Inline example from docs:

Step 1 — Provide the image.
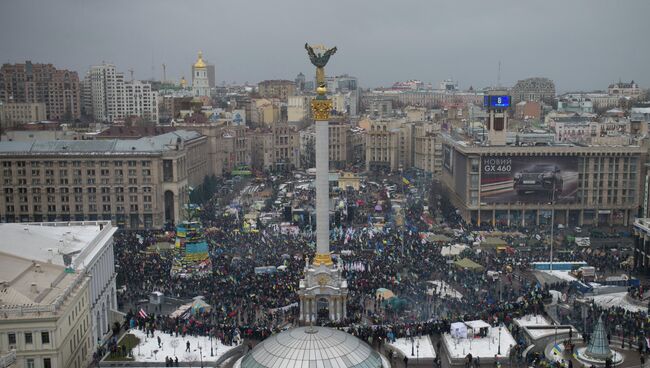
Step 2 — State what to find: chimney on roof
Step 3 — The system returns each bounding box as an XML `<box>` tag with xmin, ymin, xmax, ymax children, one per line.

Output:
<box><xmin>35</xmin><ymin>264</ymin><xmax>42</xmax><ymax>273</ymax></box>
<box><xmin>30</xmin><ymin>283</ymin><xmax>38</xmax><ymax>294</ymax></box>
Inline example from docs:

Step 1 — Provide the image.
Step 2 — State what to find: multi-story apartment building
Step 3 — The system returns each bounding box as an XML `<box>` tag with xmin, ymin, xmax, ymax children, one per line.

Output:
<box><xmin>0</xmin><ymin>102</ymin><xmax>46</xmax><ymax>129</ymax></box>
<box><xmin>329</xmin><ymin>122</ymin><xmax>350</xmax><ymax>169</ymax></box>
<box><xmin>257</xmin><ymin>80</ymin><xmax>296</xmax><ymax>101</ymax></box>
<box><xmin>510</xmin><ymin>77</ymin><xmax>556</xmax><ymax>104</ymax></box>
<box><xmin>250</xmin><ymin>123</ymin><xmax>300</xmax><ymax>172</ymax></box>
<box><xmin>365</xmin><ymin>119</ymin><xmax>401</xmax><ymax>172</ymax></box>
<box><xmin>0</xmin><ymin>61</ymin><xmax>81</xmax><ymax>121</ymax></box>
<box><xmin>413</xmin><ymin>122</ymin><xmax>442</xmax><ymax>177</ymax></box>
<box><xmin>0</xmin><ymin>130</ymin><xmax>208</xmax><ymax>228</ymax></box>
<box><xmin>83</xmin><ymin>64</ymin><xmax>158</xmax><ymax>123</ymax></box>
<box><xmin>288</xmin><ymin>95</ymin><xmax>312</xmax><ymax>123</ymax></box>
<box><xmin>0</xmin><ymin>237</ymin><xmax>92</xmax><ymax>368</ymax></box>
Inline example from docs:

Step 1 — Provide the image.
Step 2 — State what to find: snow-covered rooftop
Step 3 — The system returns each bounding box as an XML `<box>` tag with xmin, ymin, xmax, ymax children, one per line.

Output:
<box><xmin>387</xmin><ymin>335</ymin><xmax>436</xmax><ymax>359</ymax></box>
<box><xmin>0</xmin><ymin>221</ymin><xmax>114</xmax><ymax>268</ymax></box>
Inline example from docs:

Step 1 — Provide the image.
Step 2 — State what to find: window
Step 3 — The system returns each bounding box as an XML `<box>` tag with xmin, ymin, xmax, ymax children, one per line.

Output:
<box><xmin>25</xmin><ymin>332</ymin><xmax>33</xmax><ymax>344</ymax></box>
<box><xmin>41</xmin><ymin>331</ymin><xmax>50</xmax><ymax>344</ymax></box>
<box><xmin>44</xmin><ymin>358</ymin><xmax>52</xmax><ymax>368</ymax></box>
<box><xmin>8</xmin><ymin>332</ymin><xmax>16</xmax><ymax>345</ymax></box>
<box><xmin>26</xmin><ymin>359</ymin><xmax>34</xmax><ymax>368</ymax></box>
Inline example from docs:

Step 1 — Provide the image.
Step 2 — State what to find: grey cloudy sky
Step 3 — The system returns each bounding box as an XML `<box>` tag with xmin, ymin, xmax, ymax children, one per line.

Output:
<box><xmin>1</xmin><ymin>0</ymin><xmax>648</xmax><ymax>92</ymax></box>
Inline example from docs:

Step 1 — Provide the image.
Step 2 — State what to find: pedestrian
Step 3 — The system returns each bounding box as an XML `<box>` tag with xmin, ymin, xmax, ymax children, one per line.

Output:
<box><xmin>403</xmin><ymin>356</ymin><xmax>408</xmax><ymax>368</ymax></box>
<box><xmin>157</xmin><ymin>335</ymin><xmax>161</xmax><ymax>348</ymax></box>
<box><xmin>186</xmin><ymin>340</ymin><xmax>190</xmax><ymax>352</ymax></box>
<box><xmin>641</xmin><ymin>354</ymin><xmax>646</xmax><ymax>368</ymax></box>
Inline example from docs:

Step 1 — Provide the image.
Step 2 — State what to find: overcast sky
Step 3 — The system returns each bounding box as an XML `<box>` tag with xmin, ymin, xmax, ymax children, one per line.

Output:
<box><xmin>1</xmin><ymin>0</ymin><xmax>648</xmax><ymax>92</ymax></box>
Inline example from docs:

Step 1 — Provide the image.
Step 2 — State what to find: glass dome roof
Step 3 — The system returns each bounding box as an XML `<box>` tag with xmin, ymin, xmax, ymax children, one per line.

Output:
<box><xmin>240</xmin><ymin>326</ymin><xmax>384</xmax><ymax>368</ymax></box>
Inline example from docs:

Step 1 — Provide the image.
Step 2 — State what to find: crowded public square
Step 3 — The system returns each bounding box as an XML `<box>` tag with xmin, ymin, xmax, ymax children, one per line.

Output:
<box><xmin>100</xmin><ymin>169</ymin><xmax>648</xmax><ymax>368</ymax></box>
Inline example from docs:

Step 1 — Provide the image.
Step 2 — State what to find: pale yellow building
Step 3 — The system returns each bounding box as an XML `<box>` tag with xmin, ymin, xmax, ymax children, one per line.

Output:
<box><xmin>288</xmin><ymin>95</ymin><xmax>311</xmax><ymax>123</ymax></box>
<box><xmin>413</xmin><ymin>122</ymin><xmax>442</xmax><ymax>176</ymax></box>
<box><xmin>249</xmin><ymin>99</ymin><xmax>280</xmax><ymax>126</ymax></box>
<box><xmin>0</xmin><ymin>254</ymin><xmax>92</xmax><ymax>368</ymax></box>
<box><xmin>250</xmin><ymin>123</ymin><xmax>300</xmax><ymax>171</ymax></box>
<box><xmin>0</xmin><ymin>102</ymin><xmax>47</xmax><ymax>129</ymax></box>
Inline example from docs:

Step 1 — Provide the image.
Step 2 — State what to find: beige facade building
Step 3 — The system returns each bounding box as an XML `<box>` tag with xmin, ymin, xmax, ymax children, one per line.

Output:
<box><xmin>0</xmin><ymin>102</ymin><xmax>46</xmax><ymax>129</ymax></box>
<box><xmin>250</xmin><ymin>123</ymin><xmax>300</xmax><ymax>171</ymax></box>
<box><xmin>174</xmin><ymin>120</ymin><xmax>251</xmax><ymax>176</ymax></box>
<box><xmin>249</xmin><ymin>99</ymin><xmax>280</xmax><ymax>126</ymax></box>
<box><xmin>365</xmin><ymin>119</ymin><xmax>401</xmax><ymax>172</ymax></box>
<box><xmin>0</xmin><ymin>62</ymin><xmax>81</xmax><ymax>121</ymax></box>
<box><xmin>413</xmin><ymin>122</ymin><xmax>442</xmax><ymax>176</ymax></box>
<box><xmin>0</xmin><ymin>130</ymin><xmax>208</xmax><ymax>229</ymax></box>
<box><xmin>288</xmin><ymin>95</ymin><xmax>311</xmax><ymax>123</ymax></box>
<box><xmin>364</xmin><ymin>118</ymin><xmax>419</xmax><ymax>172</ymax></box>
<box><xmin>257</xmin><ymin>80</ymin><xmax>296</xmax><ymax>101</ymax></box>
<box><xmin>329</xmin><ymin>122</ymin><xmax>349</xmax><ymax>169</ymax></box>
<box><xmin>0</xmin><ymin>248</ymin><xmax>92</xmax><ymax>368</ymax></box>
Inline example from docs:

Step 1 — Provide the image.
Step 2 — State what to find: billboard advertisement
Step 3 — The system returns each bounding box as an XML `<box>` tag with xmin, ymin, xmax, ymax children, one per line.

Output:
<box><xmin>480</xmin><ymin>156</ymin><xmax>578</xmax><ymax>204</ymax></box>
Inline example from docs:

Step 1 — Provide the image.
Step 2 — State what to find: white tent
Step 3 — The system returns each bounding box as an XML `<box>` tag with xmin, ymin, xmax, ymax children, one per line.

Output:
<box><xmin>441</xmin><ymin>244</ymin><xmax>468</xmax><ymax>257</ymax></box>
<box><xmin>450</xmin><ymin>322</ymin><xmax>468</xmax><ymax>339</ymax></box>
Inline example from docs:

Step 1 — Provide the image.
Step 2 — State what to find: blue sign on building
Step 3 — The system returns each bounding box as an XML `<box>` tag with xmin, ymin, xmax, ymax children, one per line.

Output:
<box><xmin>484</xmin><ymin>95</ymin><xmax>510</xmax><ymax>108</ymax></box>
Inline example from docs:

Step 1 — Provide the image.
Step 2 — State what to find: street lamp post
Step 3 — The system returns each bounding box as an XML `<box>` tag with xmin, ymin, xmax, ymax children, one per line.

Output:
<box><xmin>210</xmin><ymin>330</ymin><xmax>214</xmax><ymax>357</ymax></box>
<box><xmin>199</xmin><ymin>346</ymin><xmax>203</xmax><ymax>368</ymax></box>
<box><xmin>497</xmin><ymin>326</ymin><xmax>502</xmax><ymax>355</ymax></box>
<box><xmin>411</xmin><ymin>336</ymin><xmax>414</xmax><ymax>356</ymax></box>
<box><xmin>550</xmin><ymin>181</ymin><xmax>556</xmax><ymax>271</ymax></box>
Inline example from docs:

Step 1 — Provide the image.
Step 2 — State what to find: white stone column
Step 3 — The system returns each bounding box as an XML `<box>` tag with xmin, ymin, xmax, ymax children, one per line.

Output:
<box><xmin>315</xmin><ymin>120</ymin><xmax>329</xmax><ymax>255</ymax></box>
<box><xmin>300</xmin><ymin>297</ymin><xmax>305</xmax><ymax>322</ymax></box>
<box><xmin>343</xmin><ymin>297</ymin><xmax>347</xmax><ymax>319</ymax></box>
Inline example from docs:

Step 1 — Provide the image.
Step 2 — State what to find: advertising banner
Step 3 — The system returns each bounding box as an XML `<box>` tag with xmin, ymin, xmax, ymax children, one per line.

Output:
<box><xmin>480</xmin><ymin>156</ymin><xmax>578</xmax><ymax>204</ymax></box>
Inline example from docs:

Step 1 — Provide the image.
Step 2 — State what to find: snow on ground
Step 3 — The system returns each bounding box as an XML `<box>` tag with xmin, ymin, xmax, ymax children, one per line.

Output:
<box><xmin>443</xmin><ymin>325</ymin><xmax>516</xmax><ymax>359</ymax></box>
<box><xmin>539</xmin><ymin>270</ymin><xmax>577</xmax><ymax>282</ymax></box>
<box><xmin>128</xmin><ymin>329</ymin><xmax>240</xmax><ymax>362</ymax></box>
<box><xmin>514</xmin><ymin>314</ymin><xmax>551</xmax><ymax>327</ymax></box>
<box><xmin>527</xmin><ymin>327</ymin><xmax>577</xmax><ymax>340</ymax></box>
<box><xmin>427</xmin><ymin>280</ymin><xmax>463</xmax><ymax>300</ymax></box>
<box><xmin>388</xmin><ymin>335</ymin><xmax>436</xmax><ymax>358</ymax></box>
<box><xmin>589</xmin><ymin>292</ymin><xmax>645</xmax><ymax>313</ymax></box>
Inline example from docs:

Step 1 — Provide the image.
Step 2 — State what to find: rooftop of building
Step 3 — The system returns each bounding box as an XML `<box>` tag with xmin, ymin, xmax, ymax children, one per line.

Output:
<box><xmin>95</xmin><ymin>125</ymin><xmax>177</xmax><ymax>139</ymax></box>
<box><xmin>0</xmin><ymin>222</ymin><xmax>111</xmax><ymax>316</ymax></box>
<box><xmin>0</xmin><ymin>130</ymin><xmax>202</xmax><ymax>155</ymax></box>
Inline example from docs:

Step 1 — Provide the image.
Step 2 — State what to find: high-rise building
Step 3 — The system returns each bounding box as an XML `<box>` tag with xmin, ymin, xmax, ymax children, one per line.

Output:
<box><xmin>82</xmin><ymin>64</ymin><xmax>158</xmax><ymax>123</ymax></box>
<box><xmin>191</xmin><ymin>51</ymin><xmax>210</xmax><ymax>97</ymax></box>
<box><xmin>0</xmin><ymin>61</ymin><xmax>81</xmax><ymax>121</ymax></box>
<box><xmin>295</xmin><ymin>72</ymin><xmax>306</xmax><ymax>92</ymax></box>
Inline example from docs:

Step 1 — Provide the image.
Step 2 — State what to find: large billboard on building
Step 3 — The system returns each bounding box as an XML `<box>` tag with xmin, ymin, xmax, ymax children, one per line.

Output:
<box><xmin>480</xmin><ymin>156</ymin><xmax>578</xmax><ymax>204</ymax></box>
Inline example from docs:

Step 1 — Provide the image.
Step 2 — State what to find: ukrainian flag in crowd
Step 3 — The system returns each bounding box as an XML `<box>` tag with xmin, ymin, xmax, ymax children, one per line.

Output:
<box><xmin>402</xmin><ymin>177</ymin><xmax>410</xmax><ymax>185</ymax></box>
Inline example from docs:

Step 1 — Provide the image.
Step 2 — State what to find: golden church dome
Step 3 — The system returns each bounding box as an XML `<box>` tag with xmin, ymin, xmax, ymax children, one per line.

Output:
<box><xmin>194</xmin><ymin>51</ymin><xmax>206</xmax><ymax>69</ymax></box>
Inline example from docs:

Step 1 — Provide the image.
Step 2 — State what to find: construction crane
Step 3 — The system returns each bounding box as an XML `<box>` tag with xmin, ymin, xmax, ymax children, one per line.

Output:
<box><xmin>162</xmin><ymin>64</ymin><xmax>167</xmax><ymax>83</ymax></box>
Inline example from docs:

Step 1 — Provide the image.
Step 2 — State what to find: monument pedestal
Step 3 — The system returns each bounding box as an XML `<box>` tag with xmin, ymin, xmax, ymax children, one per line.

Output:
<box><xmin>298</xmin><ymin>259</ymin><xmax>348</xmax><ymax>323</ymax></box>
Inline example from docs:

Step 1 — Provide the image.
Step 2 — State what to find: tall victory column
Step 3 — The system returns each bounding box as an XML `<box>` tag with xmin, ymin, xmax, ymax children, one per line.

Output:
<box><xmin>298</xmin><ymin>44</ymin><xmax>348</xmax><ymax>323</ymax></box>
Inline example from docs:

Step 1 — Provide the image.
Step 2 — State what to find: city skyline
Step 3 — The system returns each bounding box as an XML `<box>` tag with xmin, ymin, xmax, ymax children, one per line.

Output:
<box><xmin>1</xmin><ymin>0</ymin><xmax>649</xmax><ymax>92</ymax></box>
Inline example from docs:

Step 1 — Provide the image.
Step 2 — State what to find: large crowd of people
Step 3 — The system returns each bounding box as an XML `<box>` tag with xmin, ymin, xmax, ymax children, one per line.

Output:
<box><xmin>105</xmin><ymin>173</ymin><xmax>647</xmax><ymax>367</ymax></box>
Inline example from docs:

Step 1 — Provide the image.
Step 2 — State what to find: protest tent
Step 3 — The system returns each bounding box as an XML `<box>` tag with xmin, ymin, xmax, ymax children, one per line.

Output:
<box><xmin>454</xmin><ymin>258</ymin><xmax>485</xmax><ymax>272</ymax></box>
<box><xmin>191</xmin><ymin>297</ymin><xmax>211</xmax><ymax>315</ymax></box>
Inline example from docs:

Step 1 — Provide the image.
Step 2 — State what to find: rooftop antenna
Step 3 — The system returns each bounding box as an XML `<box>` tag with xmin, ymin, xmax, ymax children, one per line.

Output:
<box><xmin>497</xmin><ymin>60</ymin><xmax>502</xmax><ymax>89</ymax></box>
